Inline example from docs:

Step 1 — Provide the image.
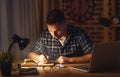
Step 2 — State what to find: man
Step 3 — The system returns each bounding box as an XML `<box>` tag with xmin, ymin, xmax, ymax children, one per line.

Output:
<box><xmin>29</xmin><ymin>9</ymin><xmax>93</xmax><ymax>64</ymax></box>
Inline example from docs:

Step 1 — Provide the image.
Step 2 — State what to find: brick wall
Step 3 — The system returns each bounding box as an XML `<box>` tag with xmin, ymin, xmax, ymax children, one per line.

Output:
<box><xmin>116</xmin><ymin>0</ymin><xmax>120</xmax><ymax>17</ymax></box>
<box><xmin>62</xmin><ymin>0</ymin><xmax>118</xmax><ymax>43</ymax></box>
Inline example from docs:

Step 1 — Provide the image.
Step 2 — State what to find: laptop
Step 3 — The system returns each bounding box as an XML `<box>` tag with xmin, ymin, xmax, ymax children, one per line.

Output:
<box><xmin>70</xmin><ymin>41</ymin><xmax>120</xmax><ymax>72</ymax></box>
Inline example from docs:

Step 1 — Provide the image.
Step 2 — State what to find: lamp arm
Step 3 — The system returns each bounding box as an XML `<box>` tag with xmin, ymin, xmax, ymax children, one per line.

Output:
<box><xmin>8</xmin><ymin>42</ymin><xmax>16</xmax><ymax>51</ymax></box>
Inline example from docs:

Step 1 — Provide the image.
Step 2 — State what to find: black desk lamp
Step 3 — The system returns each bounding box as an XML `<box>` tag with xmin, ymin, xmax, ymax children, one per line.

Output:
<box><xmin>8</xmin><ymin>34</ymin><xmax>30</xmax><ymax>51</ymax></box>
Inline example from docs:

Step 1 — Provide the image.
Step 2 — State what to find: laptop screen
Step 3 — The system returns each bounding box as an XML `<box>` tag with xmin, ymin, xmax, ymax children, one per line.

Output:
<box><xmin>70</xmin><ymin>41</ymin><xmax>120</xmax><ymax>72</ymax></box>
<box><xmin>89</xmin><ymin>41</ymin><xmax>120</xmax><ymax>72</ymax></box>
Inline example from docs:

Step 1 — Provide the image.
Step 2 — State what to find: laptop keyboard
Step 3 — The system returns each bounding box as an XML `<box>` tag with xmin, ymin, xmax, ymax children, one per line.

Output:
<box><xmin>70</xmin><ymin>65</ymin><xmax>89</xmax><ymax>72</ymax></box>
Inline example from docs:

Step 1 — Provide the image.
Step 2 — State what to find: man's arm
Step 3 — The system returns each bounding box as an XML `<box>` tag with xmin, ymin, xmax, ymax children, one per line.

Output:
<box><xmin>28</xmin><ymin>52</ymin><xmax>49</xmax><ymax>64</ymax></box>
<box><xmin>57</xmin><ymin>53</ymin><xmax>92</xmax><ymax>64</ymax></box>
<box><xmin>28</xmin><ymin>52</ymin><xmax>40</xmax><ymax>61</ymax></box>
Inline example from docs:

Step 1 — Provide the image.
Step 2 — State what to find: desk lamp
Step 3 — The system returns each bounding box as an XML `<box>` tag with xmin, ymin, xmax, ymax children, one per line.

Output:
<box><xmin>8</xmin><ymin>34</ymin><xmax>30</xmax><ymax>51</ymax></box>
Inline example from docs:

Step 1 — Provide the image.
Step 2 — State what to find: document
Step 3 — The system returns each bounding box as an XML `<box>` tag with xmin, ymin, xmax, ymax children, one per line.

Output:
<box><xmin>21</xmin><ymin>59</ymin><xmax>55</xmax><ymax>67</ymax></box>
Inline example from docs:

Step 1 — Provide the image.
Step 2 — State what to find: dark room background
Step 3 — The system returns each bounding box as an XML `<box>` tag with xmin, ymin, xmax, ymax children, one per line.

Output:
<box><xmin>0</xmin><ymin>0</ymin><xmax>120</xmax><ymax>60</ymax></box>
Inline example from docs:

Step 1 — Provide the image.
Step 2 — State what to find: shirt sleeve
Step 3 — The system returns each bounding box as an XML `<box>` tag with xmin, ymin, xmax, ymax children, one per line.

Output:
<box><xmin>30</xmin><ymin>37</ymin><xmax>44</xmax><ymax>55</ymax></box>
<box><xmin>79</xmin><ymin>32</ymin><xmax>93</xmax><ymax>54</ymax></box>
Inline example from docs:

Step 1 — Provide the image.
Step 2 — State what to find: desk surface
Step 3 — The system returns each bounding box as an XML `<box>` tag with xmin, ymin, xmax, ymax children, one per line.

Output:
<box><xmin>0</xmin><ymin>63</ymin><xmax>120</xmax><ymax>77</ymax></box>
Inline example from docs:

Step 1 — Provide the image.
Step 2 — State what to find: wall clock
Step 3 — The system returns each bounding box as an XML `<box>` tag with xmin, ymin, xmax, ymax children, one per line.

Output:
<box><xmin>111</xmin><ymin>17</ymin><xmax>120</xmax><ymax>25</ymax></box>
<box><xmin>63</xmin><ymin>0</ymin><xmax>95</xmax><ymax>23</ymax></box>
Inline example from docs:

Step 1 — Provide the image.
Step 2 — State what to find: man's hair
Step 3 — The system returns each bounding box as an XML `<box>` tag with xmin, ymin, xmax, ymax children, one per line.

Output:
<box><xmin>47</xmin><ymin>9</ymin><xmax>65</xmax><ymax>25</ymax></box>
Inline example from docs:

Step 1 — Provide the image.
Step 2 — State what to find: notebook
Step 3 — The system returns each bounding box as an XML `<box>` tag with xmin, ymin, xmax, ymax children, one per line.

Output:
<box><xmin>19</xmin><ymin>59</ymin><xmax>54</xmax><ymax>75</ymax></box>
<box><xmin>70</xmin><ymin>41</ymin><xmax>120</xmax><ymax>72</ymax></box>
<box><xmin>21</xmin><ymin>59</ymin><xmax>55</xmax><ymax>67</ymax></box>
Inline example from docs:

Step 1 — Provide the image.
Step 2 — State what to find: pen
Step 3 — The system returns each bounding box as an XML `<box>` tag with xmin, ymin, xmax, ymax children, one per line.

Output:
<box><xmin>41</xmin><ymin>51</ymin><xmax>48</xmax><ymax>60</ymax></box>
<box><xmin>35</xmin><ymin>42</ymin><xmax>51</xmax><ymax>63</ymax></box>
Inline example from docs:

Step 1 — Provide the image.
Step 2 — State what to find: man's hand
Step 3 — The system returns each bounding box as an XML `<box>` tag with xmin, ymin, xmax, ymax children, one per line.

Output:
<box><xmin>57</xmin><ymin>56</ymin><xmax>69</xmax><ymax>64</ymax></box>
<box><xmin>38</xmin><ymin>55</ymin><xmax>49</xmax><ymax>64</ymax></box>
<box><xmin>57</xmin><ymin>54</ymin><xmax>92</xmax><ymax>64</ymax></box>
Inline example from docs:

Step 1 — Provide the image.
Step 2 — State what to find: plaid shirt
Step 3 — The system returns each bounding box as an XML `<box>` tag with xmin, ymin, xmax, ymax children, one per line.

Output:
<box><xmin>31</xmin><ymin>25</ymin><xmax>93</xmax><ymax>61</ymax></box>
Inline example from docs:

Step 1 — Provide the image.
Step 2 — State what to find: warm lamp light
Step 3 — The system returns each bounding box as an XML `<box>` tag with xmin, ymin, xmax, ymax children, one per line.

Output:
<box><xmin>8</xmin><ymin>34</ymin><xmax>30</xmax><ymax>51</ymax></box>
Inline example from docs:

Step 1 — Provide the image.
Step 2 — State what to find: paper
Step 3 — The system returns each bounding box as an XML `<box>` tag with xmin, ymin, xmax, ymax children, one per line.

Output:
<box><xmin>21</xmin><ymin>59</ymin><xmax>55</xmax><ymax>67</ymax></box>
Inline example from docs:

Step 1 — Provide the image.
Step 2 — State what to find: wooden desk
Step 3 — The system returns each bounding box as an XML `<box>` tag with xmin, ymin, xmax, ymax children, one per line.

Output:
<box><xmin>1</xmin><ymin>63</ymin><xmax>120</xmax><ymax>77</ymax></box>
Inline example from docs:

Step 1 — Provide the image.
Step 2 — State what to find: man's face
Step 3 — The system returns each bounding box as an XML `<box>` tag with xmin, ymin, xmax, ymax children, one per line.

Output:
<box><xmin>47</xmin><ymin>22</ymin><xmax>66</xmax><ymax>39</ymax></box>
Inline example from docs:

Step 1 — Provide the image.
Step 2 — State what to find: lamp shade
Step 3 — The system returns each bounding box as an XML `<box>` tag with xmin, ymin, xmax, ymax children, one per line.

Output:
<box><xmin>8</xmin><ymin>34</ymin><xmax>30</xmax><ymax>51</ymax></box>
